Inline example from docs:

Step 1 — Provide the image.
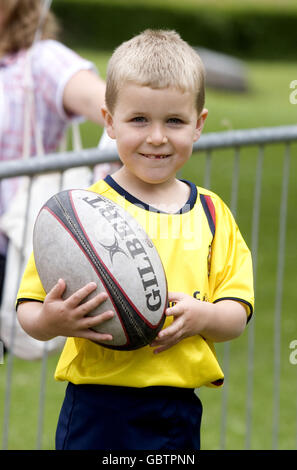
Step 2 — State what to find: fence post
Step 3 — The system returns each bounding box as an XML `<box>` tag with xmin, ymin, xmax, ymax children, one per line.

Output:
<box><xmin>272</xmin><ymin>143</ymin><xmax>291</xmax><ymax>450</ymax></box>
<box><xmin>220</xmin><ymin>146</ymin><xmax>240</xmax><ymax>450</ymax></box>
<box><xmin>245</xmin><ymin>144</ymin><xmax>264</xmax><ymax>449</ymax></box>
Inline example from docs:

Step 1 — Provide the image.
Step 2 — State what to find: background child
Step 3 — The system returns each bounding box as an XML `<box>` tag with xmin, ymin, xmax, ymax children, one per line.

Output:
<box><xmin>0</xmin><ymin>0</ymin><xmax>118</xmax><ymax>357</ymax></box>
<box><xmin>0</xmin><ymin>0</ymin><xmax>105</xmax><ymax>262</ymax></box>
<box><xmin>16</xmin><ymin>29</ymin><xmax>254</xmax><ymax>450</ymax></box>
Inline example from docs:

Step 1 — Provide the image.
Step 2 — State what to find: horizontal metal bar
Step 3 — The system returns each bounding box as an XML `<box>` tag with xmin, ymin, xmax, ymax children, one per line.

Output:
<box><xmin>194</xmin><ymin>124</ymin><xmax>297</xmax><ymax>150</ymax></box>
<box><xmin>0</xmin><ymin>147</ymin><xmax>118</xmax><ymax>179</ymax></box>
<box><xmin>0</xmin><ymin>125</ymin><xmax>296</xmax><ymax>179</ymax></box>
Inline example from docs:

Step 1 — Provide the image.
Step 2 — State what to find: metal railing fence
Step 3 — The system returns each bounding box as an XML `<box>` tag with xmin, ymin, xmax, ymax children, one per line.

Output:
<box><xmin>0</xmin><ymin>124</ymin><xmax>296</xmax><ymax>450</ymax></box>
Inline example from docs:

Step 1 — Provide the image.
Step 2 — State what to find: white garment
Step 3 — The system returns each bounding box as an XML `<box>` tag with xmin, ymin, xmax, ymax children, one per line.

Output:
<box><xmin>0</xmin><ymin>40</ymin><xmax>95</xmax><ymax>254</ymax></box>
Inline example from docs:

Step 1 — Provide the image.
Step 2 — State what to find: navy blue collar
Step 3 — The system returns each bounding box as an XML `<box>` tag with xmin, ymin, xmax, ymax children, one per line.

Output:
<box><xmin>104</xmin><ymin>175</ymin><xmax>197</xmax><ymax>214</ymax></box>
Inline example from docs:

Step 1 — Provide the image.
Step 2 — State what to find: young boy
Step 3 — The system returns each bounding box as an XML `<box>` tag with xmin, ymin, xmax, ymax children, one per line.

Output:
<box><xmin>17</xmin><ymin>30</ymin><xmax>254</xmax><ymax>450</ymax></box>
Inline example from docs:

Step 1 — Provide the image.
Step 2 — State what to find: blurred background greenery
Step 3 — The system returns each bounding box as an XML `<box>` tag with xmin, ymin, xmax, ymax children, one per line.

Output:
<box><xmin>53</xmin><ymin>0</ymin><xmax>297</xmax><ymax>60</ymax></box>
<box><xmin>1</xmin><ymin>0</ymin><xmax>296</xmax><ymax>451</ymax></box>
<box><xmin>49</xmin><ymin>0</ymin><xmax>297</xmax><ymax>145</ymax></box>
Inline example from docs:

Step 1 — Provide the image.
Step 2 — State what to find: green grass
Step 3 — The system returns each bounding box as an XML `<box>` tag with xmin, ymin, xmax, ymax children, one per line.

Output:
<box><xmin>0</xmin><ymin>353</ymin><xmax>65</xmax><ymax>449</ymax></box>
<box><xmin>1</xmin><ymin>52</ymin><xmax>296</xmax><ymax>450</ymax></box>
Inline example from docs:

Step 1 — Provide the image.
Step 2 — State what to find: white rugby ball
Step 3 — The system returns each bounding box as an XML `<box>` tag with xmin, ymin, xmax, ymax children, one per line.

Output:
<box><xmin>33</xmin><ymin>189</ymin><xmax>167</xmax><ymax>350</ymax></box>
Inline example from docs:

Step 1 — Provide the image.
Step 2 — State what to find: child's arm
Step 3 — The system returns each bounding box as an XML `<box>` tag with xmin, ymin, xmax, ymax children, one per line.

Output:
<box><xmin>151</xmin><ymin>291</ymin><xmax>247</xmax><ymax>354</ymax></box>
<box><xmin>17</xmin><ymin>278</ymin><xmax>114</xmax><ymax>343</ymax></box>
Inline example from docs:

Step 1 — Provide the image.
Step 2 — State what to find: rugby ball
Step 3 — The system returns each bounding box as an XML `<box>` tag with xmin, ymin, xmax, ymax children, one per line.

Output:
<box><xmin>33</xmin><ymin>189</ymin><xmax>167</xmax><ymax>350</ymax></box>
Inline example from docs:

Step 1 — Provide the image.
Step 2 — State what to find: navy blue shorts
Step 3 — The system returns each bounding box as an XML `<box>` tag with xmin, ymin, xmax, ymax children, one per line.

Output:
<box><xmin>55</xmin><ymin>382</ymin><xmax>202</xmax><ymax>450</ymax></box>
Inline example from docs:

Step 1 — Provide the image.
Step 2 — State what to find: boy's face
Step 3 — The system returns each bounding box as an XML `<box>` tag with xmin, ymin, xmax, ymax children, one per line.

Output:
<box><xmin>102</xmin><ymin>83</ymin><xmax>207</xmax><ymax>186</ymax></box>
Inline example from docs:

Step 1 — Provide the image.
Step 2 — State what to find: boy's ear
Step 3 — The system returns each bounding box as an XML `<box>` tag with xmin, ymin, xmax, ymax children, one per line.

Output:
<box><xmin>193</xmin><ymin>108</ymin><xmax>208</xmax><ymax>142</ymax></box>
<box><xmin>101</xmin><ymin>105</ymin><xmax>116</xmax><ymax>139</ymax></box>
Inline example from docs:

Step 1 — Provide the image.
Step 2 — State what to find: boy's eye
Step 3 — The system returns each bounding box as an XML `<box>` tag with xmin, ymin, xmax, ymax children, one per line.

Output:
<box><xmin>167</xmin><ymin>117</ymin><xmax>184</xmax><ymax>125</ymax></box>
<box><xmin>131</xmin><ymin>116</ymin><xmax>147</xmax><ymax>123</ymax></box>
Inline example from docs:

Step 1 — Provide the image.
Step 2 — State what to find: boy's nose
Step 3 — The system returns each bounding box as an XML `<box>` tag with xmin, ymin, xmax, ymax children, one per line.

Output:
<box><xmin>146</xmin><ymin>125</ymin><xmax>168</xmax><ymax>145</ymax></box>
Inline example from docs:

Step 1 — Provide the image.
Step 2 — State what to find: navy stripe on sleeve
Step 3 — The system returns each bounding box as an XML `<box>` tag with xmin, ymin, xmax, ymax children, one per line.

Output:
<box><xmin>200</xmin><ymin>194</ymin><xmax>216</xmax><ymax>237</ymax></box>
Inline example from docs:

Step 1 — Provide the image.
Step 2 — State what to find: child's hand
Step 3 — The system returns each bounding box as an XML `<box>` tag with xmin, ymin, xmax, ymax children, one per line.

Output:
<box><xmin>150</xmin><ymin>291</ymin><xmax>207</xmax><ymax>354</ymax></box>
<box><xmin>26</xmin><ymin>279</ymin><xmax>114</xmax><ymax>343</ymax></box>
<box><xmin>150</xmin><ymin>292</ymin><xmax>247</xmax><ymax>354</ymax></box>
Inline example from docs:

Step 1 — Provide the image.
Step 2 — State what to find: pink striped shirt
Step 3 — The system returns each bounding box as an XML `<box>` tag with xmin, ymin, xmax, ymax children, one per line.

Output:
<box><xmin>0</xmin><ymin>40</ymin><xmax>95</xmax><ymax>254</ymax></box>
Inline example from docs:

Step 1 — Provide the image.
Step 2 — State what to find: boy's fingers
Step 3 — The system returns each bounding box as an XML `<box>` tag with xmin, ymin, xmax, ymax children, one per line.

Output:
<box><xmin>66</xmin><ymin>282</ymin><xmax>99</xmax><ymax>308</ymax></box>
<box><xmin>83</xmin><ymin>329</ymin><xmax>113</xmax><ymax>343</ymax></box>
<box><xmin>166</xmin><ymin>302</ymin><xmax>183</xmax><ymax>317</ymax></box>
<box><xmin>155</xmin><ymin>318</ymin><xmax>182</xmax><ymax>343</ymax></box>
<box><xmin>151</xmin><ymin>336</ymin><xmax>178</xmax><ymax>354</ymax></box>
<box><xmin>76</xmin><ymin>291</ymin><xmax>109</xmax><ymax>316</ymax></box>
<box><xmin>46</xmin><ymin>278</ymin><xmax>66</xmax><ymax>301</ymax></box>
<box><xmin>83</xmin><ymin>310</ymin><xmax>114</xmax><ymax>329</ymax></box>
<box><xmin>167</xmin><ymin>291</ymin><xmax>185</xmax><ymax>303</ymax></box>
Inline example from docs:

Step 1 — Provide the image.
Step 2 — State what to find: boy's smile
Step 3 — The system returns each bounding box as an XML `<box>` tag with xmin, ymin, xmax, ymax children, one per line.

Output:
<box><xmin>102</xmin><ymin>83</ymin><xmax>207</xmax><ymax>188</ymax></box>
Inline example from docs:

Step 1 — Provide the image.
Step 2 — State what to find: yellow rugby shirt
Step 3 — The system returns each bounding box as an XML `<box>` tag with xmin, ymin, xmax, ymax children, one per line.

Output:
<box><xmin>17</xmin><ymin>177</ymin><xmax>254</xmax><ymax>389</ymax></box>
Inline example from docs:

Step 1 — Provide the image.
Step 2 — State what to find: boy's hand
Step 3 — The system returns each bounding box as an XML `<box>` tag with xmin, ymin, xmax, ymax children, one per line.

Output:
<box><xmin>150</xmin><ymin>292</ymin><xmax>247</xmax><ymax>354</ymax></box>
<box><xmin>38</xmin><ymin>279</ymin><xmax>114</xmax><ymax>342</ymax></box>
<box><xmin>150</xmin><ymin>292</ymin><xmax>206</xmax><ymax>354</ymax></box>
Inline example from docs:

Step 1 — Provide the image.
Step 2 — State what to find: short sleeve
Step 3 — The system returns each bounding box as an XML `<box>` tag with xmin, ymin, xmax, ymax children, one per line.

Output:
<box><xmin>16</xmin><ymin>252</ymin><xmax>46</xmax><ymax>307</ymax></box>
<box><xmin>32</xmin><ymin>39</ymin><xmax>97</xmax><ymax>120</ymax></box>
<box><xmin>208</xmin><ymin>197</ymin><xmax>254</xmax><ymax>320</ymax></box>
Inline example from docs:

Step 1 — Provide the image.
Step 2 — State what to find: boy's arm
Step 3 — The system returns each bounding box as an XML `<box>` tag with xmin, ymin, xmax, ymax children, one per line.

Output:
<box><xmin>17</xmin><ymin>278</ymin><xmax>114</xmax><ymax>343</ymax></box>
<box><xmin>150</xmin><ymin>292</ymin><xmax>247</xmax><ymax>354</ymax></box>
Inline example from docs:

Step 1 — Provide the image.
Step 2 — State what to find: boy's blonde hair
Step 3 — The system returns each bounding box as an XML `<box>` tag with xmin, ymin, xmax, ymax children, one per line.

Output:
<box><xmin>0</xmin><ymin>0</ymin><xmax>59</xmax><ymax>57</ymax></box>
<box><xmin>105</xmin><ymin>29</ymin><xmax>205</xmax><ymax>116</ymax></box>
